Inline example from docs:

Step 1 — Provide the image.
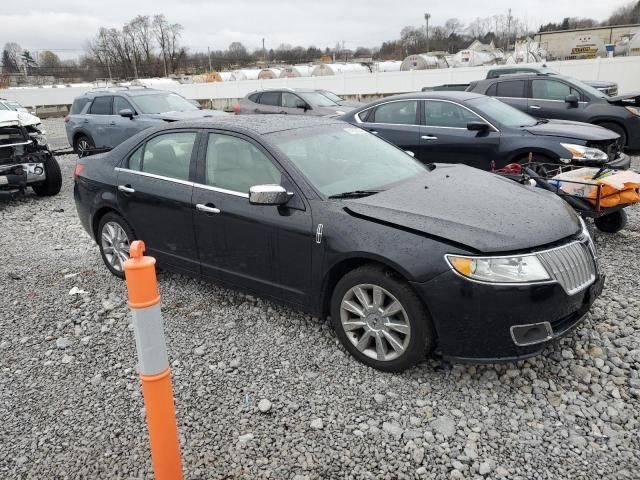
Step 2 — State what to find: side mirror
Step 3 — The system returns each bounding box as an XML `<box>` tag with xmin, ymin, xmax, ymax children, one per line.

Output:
<box><xmin>565</xmin><ymin>94</ymin><xmax>579</xmax><ymax>106</ymax></box>
<box><xmin>119</xmin><ymin>108</ymin><xmax>135</xmax><ymax>119</ymax></box>
<box><xmin>188</xmin><ymin>99</ymin><xmax>203</xmax><ymax>109</ymax></box>
<box><xmin>249</xmin><ymin>185</ymin><xmax>292</xmax><ymax>206</ymax></box>
<box><xmin>467</xmin><ymin>121</ymin><xmax>489</xmax><ymax>132</ymax></box>
<box><xmin>296</xmin><ymin>102</ymin><xmax>310</xmax><ymax>111</ymax></box>
<box><xmin>405</xmin><ymin>150</ymin><xmax>415</xmax><ymax>157</ymax></box>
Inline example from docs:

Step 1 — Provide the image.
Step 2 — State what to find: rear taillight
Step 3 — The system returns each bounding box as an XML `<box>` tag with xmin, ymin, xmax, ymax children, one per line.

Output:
<box><xmin>74</xmin><ymin>163</ymin><xmax>85</xmax><ymax>178</ymax></box>
<box><xmin>64</xmin><ymin>116</ymin><xmax>70</xmax><ymax>123</ymax></box>
<box><xmin>232</xmin><ymin>104</ymin><xmax>240</xmax><ymax>114</ymax></box>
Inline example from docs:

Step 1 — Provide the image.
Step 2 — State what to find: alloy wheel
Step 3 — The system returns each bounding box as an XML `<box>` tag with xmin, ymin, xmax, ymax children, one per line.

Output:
<box><xmin>77</xmin><ymin>138</ymin><xmax>90</xmax><ymax>158</ymax></box>
<box><xmin>340</xmin><ymin>284</ymin><xmax>411</xmax><ymax>362</ymax></box>
<box><xmin>100</xmin><ymin>221</ymin><xmax>130</xmax><ymax>272</ymax></box>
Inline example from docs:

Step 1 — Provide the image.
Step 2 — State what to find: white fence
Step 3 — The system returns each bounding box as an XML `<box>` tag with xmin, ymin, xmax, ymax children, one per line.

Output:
<box><xmin>3</xmin><ymin>55</ymin><xmax>640</xmax><ymax>109</ymax></box>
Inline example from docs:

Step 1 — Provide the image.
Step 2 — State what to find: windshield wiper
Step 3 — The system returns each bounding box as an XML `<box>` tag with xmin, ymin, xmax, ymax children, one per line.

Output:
<box><xmin>328</xmin><ymin>190</ymin><xmax>384</xmax><ymax>199</ymax></box>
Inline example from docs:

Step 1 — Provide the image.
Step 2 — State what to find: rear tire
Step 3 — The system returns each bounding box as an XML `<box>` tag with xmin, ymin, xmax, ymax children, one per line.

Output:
<box><xmin>517</xmin><ymin>153</ymin><xmax>553</xmax><ymax>176</ymax></box>
<box><xmin>97</xmin><ymin>212</ymin><xmax>135</xmax><ymax>278</ymax></box>
<box><xmin>330</xmin><ymin>265</ymin><xmax>434</xmax><ymax>372</ymax></box>
<box><xmin>74</xmin><ymin>134</ymin><xmax>95</xmax><ymax>158</ymax></box>
<box><xmin>32</xmin><ymin>154</ymin><xmax>62</xmax><ymax>196</ymax></box>
<box><xmin>597</xmin><ymin>122</ymin><xmax>627</xmax><ymax>148</ymax></box>
<box><xmin>594</xmin><ymin>210</ymin><xmax>628</xmax><ymax>233</ymax></box>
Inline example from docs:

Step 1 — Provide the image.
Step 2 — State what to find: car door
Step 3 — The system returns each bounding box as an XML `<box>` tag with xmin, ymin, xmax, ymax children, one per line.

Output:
<box><xmin>487</xmin><ymin>79</ymin><xmax>529</xmax><ymax>113</ymax></box>
<box><xmin>116</xmin><ymin>130</ymin><xmax>200</xmax><ymax>273</ymax></box>
<box><xmin>255</xmin><ymin>91</ymin><xmax>282</xmax><ymax>114</ymax></box>
<box><xmin>110</xmin><ymin>96</ymin><xmax>141</xmax><ymax>147</ymax></box>
<box><xmin>419</xmin><ymin>99</ymin><xmax>500</xmax><ymax>169</ymax></box>
<box><xmin>87</xmin><ymin>96</ymin><xmax>115</xmax><ymax>148</ymax></box>
<box><xmin>528</xmin><ymin>78</ymin><xmax>588</xmax><ymax>121</ymax></box>
<box><xmin>192</xmin><ymin>131</ymin><xmax>313</xmax><ymax>304</ymax></box>
<box><xmin>356</xmin><ymin>99</ymin><xmax>422</xmax><ymax>156</ymax></box>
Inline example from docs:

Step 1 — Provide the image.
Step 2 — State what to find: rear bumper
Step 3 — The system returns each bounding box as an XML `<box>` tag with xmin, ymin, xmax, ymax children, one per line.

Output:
<box><xmin>412</xmin><ymin>271</ymin><xmax>604</xmax><ymax>363</ymax></box>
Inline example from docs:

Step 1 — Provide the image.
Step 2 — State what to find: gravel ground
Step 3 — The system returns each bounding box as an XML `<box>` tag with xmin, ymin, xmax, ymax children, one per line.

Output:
<box><xmin>1</xmin><ymin>118</ymin><xmax>639</xmax><ymax>480</ymax></box>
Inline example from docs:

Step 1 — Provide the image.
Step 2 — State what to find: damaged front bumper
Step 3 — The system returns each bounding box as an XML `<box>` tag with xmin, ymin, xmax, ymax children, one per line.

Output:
<box><xmin>0</xmin><ymin>161</ymin><xmax>47</xmax><ymax>189</ymax></box>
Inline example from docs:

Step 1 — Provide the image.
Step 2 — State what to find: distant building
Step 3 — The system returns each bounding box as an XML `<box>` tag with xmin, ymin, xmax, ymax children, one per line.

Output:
<box><xmin>534</xmin><ymin>24</ymin><xmax>640</xmax><ymax>60</ymax></box>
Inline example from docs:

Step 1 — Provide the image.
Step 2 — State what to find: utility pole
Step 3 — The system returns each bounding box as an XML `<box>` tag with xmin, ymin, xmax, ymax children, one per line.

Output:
<box><xmin>424</xmin><ymin>13</ymin><xmax>431</xmax><ymax>53</ymax></box>
<box><xmin>262</xmin><ymin>38</ymin><xmax>266</xmax><ymax>63</ymax></box>
<box><xmin>506</xmin><ymin>8</ymin><xmax>512</xmax><ymax>51</ymax></box>
<box><xmin>208</xmin><ymin>46</ymin><xmax>212</xmax><ymax>72</ymax></box>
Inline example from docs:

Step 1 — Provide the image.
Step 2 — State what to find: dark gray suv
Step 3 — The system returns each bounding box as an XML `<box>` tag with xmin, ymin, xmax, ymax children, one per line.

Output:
<box><xmin>65</xmin><ymin>87</ymin><xmax>227</xmax><ymax>156</ymax></box>
<box><xmin>467</xmin><ymin>74</ymin><xmax>640</xmax><ymax>151</ymax></box>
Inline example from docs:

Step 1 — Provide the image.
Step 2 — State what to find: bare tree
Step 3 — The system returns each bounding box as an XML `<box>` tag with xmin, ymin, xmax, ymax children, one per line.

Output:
<box><xmin>153</xmin><ymin>14</ymin><xmax>170</xmax><ymax>76</ymax></box>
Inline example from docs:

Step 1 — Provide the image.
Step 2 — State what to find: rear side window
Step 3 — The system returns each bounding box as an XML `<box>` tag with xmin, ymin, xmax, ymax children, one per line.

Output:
<box><xmin>89</xmin><ymin>96</ymin><xmax>113</xmax><ymax>115</ymax></box>
<box><xmin>114</xmin><ymin>96</ymin><xmax>135</xmax><ymax>114</ymax></box>
<box><xmin>137</xmin><ymin>132</ymin><xmax>197</xmax><ymax>181</ymax></box>
<box><xmin>248</xmin><ymin>93</ymin><xmax>260</xmax><ymax>102</ymax></box>
<box><xmin>496</xmin><ymin>80</ymin><xmax>525</xmax><ymax>98</ymax></box>
<box><xmin>259</xmin><ymin>92</ymin><xmax>280</xmax><ymax>106</ymax></box>
<box><xmin>71</xmin><ymin>97</ymin><xmax>91</xmax><ymax>114</ymax></box>
<box><xmin>485</xmin><ymin>84</ymin><xmax>497</xmax><ymax>96</ymax></box>
<box><xmin>372</xmin><ymin>101</ymin><xmax>418</xmax><ymax>125</ymax></box>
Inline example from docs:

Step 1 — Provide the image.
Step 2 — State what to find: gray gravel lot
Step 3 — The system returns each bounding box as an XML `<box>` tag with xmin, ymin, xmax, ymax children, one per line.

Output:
<box><xmin>1</xmin><ymin>118</ymin><xmax>639</xmax><ymax>479</ymax></box>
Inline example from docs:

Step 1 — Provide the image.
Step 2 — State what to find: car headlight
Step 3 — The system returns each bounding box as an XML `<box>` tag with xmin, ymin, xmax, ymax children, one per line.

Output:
<box><xmin>626</xmin><ymin>106</ymin><xmax>640</xmax><ymax>117</ymax></box>
<box><xmin>446</xmin><ymin>254</ymin><xmax>551</xmax><ymax>283</ymax></box>
<box><xmin>561</xmin><ymin>143</ymin><xmax>608</xmax><ymax>162</ymax></box>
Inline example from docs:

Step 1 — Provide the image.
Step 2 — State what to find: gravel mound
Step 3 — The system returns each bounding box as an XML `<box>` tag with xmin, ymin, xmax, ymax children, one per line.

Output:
<box><xmin>0</xmin><ymin>119</ymin><xmax>639</xmax><ymax>479</ymax></box>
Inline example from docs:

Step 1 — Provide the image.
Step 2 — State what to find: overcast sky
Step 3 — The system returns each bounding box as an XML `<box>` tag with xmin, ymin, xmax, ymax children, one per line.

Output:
<box><xmin>0</xmin><ymin>0</ymin><xmax>632</xmax><ymax>58</ymax></box>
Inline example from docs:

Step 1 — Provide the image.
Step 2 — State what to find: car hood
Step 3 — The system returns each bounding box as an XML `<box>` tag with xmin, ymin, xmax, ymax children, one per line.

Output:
<box><xmin>0</xmin><ymin>110</ymin><xmax>41</xmax><ymax>128</ymax></box>
<box><xmin>145</xmin><ymin>109</ymin><xmax>229</xmax><ymax>121</ymax></box>
<box><xmin>338</xmin><ymin>100</ymin><xmax>365</xmax><ymax>108</ymax></box>
<box><xmin>584</xmin><ymin>80</ymin><xmax>616</xmax><ymax>88</ymax></box>
<box><xmin>344</xmin><ymin>164</ymin><xmax>580</xmax><ymax>253</ymax></box>
<box><xmin>317</xmin><ymin>105</ymin><xmax>354</xmax><ymax>116</ymax></box>
<box><xmin>524</xmin><ymin>119</ymin><xmax>619</xmax><ymax>141</ymax></box>
<box><xmin>606</xmin><ymin>91</ymin><xmax>640</xmax><ymax>105</ymax></box>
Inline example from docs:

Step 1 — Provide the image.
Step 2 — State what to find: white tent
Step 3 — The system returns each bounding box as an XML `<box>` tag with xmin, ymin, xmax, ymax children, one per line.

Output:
<box><xmin>400</xmin><ymin>54</ymin><xmax>448</xmax><ymax>70</ymax></box>
<box><xmin>373</xmin><ymin>61</ymin><xmax>402</xmax><ymax>72</ymax></box>
<box><xmin>279</xmin><ymin>65</ymin><xmax>314</xmax><ymax>78</ymax></box>
<box><xmin>229</xmin><ymin>69</ymin><xmax>261</xmax><ymax>81</ymax></box>
<box><xmin>258</xmin><ymin>68</ymin><xmax>282</xmax><ymax>79</ymax></box>
<box><xmin>311</xmin><ymin>63</ymin><xmax>371</xmax><ymax>76</ymax></box>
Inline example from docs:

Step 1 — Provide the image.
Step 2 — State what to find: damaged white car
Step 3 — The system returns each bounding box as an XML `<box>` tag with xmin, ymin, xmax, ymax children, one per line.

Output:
<box><xmin>0</xmin><ymin>111</ymin><xmax>61</xmax><ymax>196</ymax></box>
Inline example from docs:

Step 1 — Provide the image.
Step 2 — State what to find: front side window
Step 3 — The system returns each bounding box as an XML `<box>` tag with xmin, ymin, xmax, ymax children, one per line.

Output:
<box><xmin>372</xmin><ymin>101</ymin><xmax>418</xmax><ymax>125</ymax></box>
<box><xmin>496</xmin><ymin>80</ymin><xmax>525</xmax><ymax>98</ymax></box>
<box><xmin>114</xmin><ymin>96</ymin><xmax>135</xmax><ymax>114</ymax></box>
<box><xmin>89</xmin><ymin>96</ymin><xmax>113</xmax><ymax>115</ymax></box>
<box><xmin>267</xmin><ymin>125</ymin><xmax>426</xmax><ymax>197</ymax></box>
<box><xmin>205</xmin><ymin>133</ymin><xmax>281</xmax><ymax>193</ymax></box>
<box><xmin>133</xmin><ymin>93</ymin><xmax>199</xmax><ymax>114</ymax></box>
<box><xmin>259</xmin><ymin>92</ymin><xmax>280</xmax><ymax>106</ymax></box>
<box><xmin>282</xmin><ymin>92</ymin><xmax>305</xmax><ymax>108</ymax></box>
<box><xmin>128</xmin><ymin>145</ymin><xmax>143</xmax><ymax>170</ymax></box>
<box><xmin>531</xmin><ymin>80</ymin><xmax>579</xmax><ymax>101</ymax></box>
<box><xmin>424</xmin><ymin>101</ymin><xmax>480</xmax><ymax>128</ymax></box>
<box><xmin>136</xmin><ymin>132</ymin><xmax>197</xmax><ymax>180</ymax></box>
<box><xmin>467</xmin><ymin>96</ymin><xmax>536</xmax><ymax>128</ymax></box>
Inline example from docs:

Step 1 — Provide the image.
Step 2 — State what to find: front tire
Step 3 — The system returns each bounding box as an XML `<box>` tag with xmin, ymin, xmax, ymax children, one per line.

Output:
<box><xmin>97</xmin><ymin>212</ymin><xmax>134</xmax><ymax>278</ymax></box>
<box><xmin>330</xmin><ymin>265</ymin><xmax>434</xmax><ymax>372</ymax></box>
<box><xmin>32</xmin><ymin>154</ymin><xmax>62</xmax><ymax>196</ymax></box>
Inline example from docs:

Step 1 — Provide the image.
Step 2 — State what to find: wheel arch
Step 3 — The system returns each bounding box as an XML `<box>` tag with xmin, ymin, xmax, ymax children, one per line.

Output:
<box><xmin>506</xmin><ymin>147</ymin><xmax>557</xmax><ymax>164</ymax></box>
<box><xmin>91</xmin><ymin>206</ymin><xmax>122</xmax><ymax>240</ymax></box>
<box><xmin>591</xmin><ymin>119</ymin><xmax>628</xmax><ymax>140</ymax></box>
<box><xmin>73</xmin><ymin>130</ymin><xmax>95</xmax><ymax>150</ymax></box>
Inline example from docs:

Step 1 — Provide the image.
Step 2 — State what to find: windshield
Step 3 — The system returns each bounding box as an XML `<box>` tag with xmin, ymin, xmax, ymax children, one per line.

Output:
<box><xmin>299</xmin><ymin>92</ymin><xmax>340</xmax><ymax>108</ymax></box>
<box><xmin>268</xmin><ymin>125</ymin><xmax>427</xmax><ymax>197</ymax></box>
<box><xmin>318</xmin><ymin>90</ymin><xmax>343</xmax><ymax>103</ymax></box>
<box><xmin>133</xmin><ymin>93</ymin><xmax>200</xmax><ymax>114</ymax></box>
<box><xmin>568</xmin><ymin>78</ymin><xmax>608</xmax><ymax>99</ymax></box>
<box><xmin>467</xmin><ymin>96</ymin><xmax>537</xmax><ymax>128</ymax></box>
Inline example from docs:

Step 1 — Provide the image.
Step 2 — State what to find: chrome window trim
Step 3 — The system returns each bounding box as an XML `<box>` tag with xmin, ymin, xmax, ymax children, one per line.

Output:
<box><xmin>114</xmin><ymin>167</ymin><xmax>249</xmax><ymax>198</ymax></box>
<box><xmin>354</xmin><ymin>98</ymin><xmax>420</xmax><ymax>126</ymax></box>
<box><xmin>423</xmin><ymin>99</ymin><xmax>500</xmax><ymax>132</ymax></box>
<box><xmin>495</xmin><ymin>95</ymin><xmax>588</xmax><ymax>104</ymax></box>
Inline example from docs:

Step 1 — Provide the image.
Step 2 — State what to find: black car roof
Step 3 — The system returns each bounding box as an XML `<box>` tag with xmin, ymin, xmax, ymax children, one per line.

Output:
<box><xmin>366</xmin><ymin>91</ymin><xmax>485</xmax><ymax>104</ymax></box>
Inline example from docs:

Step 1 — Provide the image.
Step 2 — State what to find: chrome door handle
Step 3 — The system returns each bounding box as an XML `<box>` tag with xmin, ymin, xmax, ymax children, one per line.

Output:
<box><xmin>118</xmin><ymin>185</ymin><xmax>135</xmax><ymax>194</ymax></box>
<box><xmin>529</xmin><ymin>105</ymin><xmax>541</xmax><ymax>110</ymax></box>
<box><xmin>196</xmin><ymin>203</ymin><xmax>221</xmax><ymax>214</ymax></box>
<box><xmin>421</xmin><ymin>135</ymin><xmax>438</xmax><ymax>141</ymax></box>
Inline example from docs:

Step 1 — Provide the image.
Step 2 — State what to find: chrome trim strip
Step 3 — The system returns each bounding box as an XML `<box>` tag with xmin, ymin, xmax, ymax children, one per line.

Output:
<box><xmin>0</xmin><ymin>141</ymin><xmax>32</xmax><ymax>148</ymax></box>
<box><xmin>115</xmin><ymin>167</ymin><xmax>250</xmax><ymax>198</ymax></box>
<box><xmin>495</xmin><ymin>96</ymin><xmax>588</xmax><ymax>104</ymax></box>
<box><xmin>510</xmin><ymin>321</ymin><xmax>553</xmax><ymax>347</ymax></box>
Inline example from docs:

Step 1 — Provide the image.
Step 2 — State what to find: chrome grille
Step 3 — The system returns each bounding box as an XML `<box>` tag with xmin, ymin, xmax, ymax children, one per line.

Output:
<box><xmin>537</xmin><ymin>241</ymin><xmax>596</xmax><ymax>295</ymax></box>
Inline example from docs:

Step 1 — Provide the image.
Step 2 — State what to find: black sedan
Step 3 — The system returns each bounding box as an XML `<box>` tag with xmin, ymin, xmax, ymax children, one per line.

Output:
<box><xmin>340</xmin><ymin>91</ymin><xmax>629</xmax><ymax>170</ymax></box>
<box><xmin>74</xmin><ymin>116</ymin><xmax>603</xmax><ymax>371</ymax></box>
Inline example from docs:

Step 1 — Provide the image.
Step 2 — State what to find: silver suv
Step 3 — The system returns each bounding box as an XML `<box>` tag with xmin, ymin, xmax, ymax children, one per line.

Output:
<box><xmin>65</xmin><ymin>87</ymin><xmax>227</xmax><ymax>156</ymax></box>
<box><xmin>234</xmin><ymin>88</ymin><xmax>354</xmax><ymax>117</ymax></box>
